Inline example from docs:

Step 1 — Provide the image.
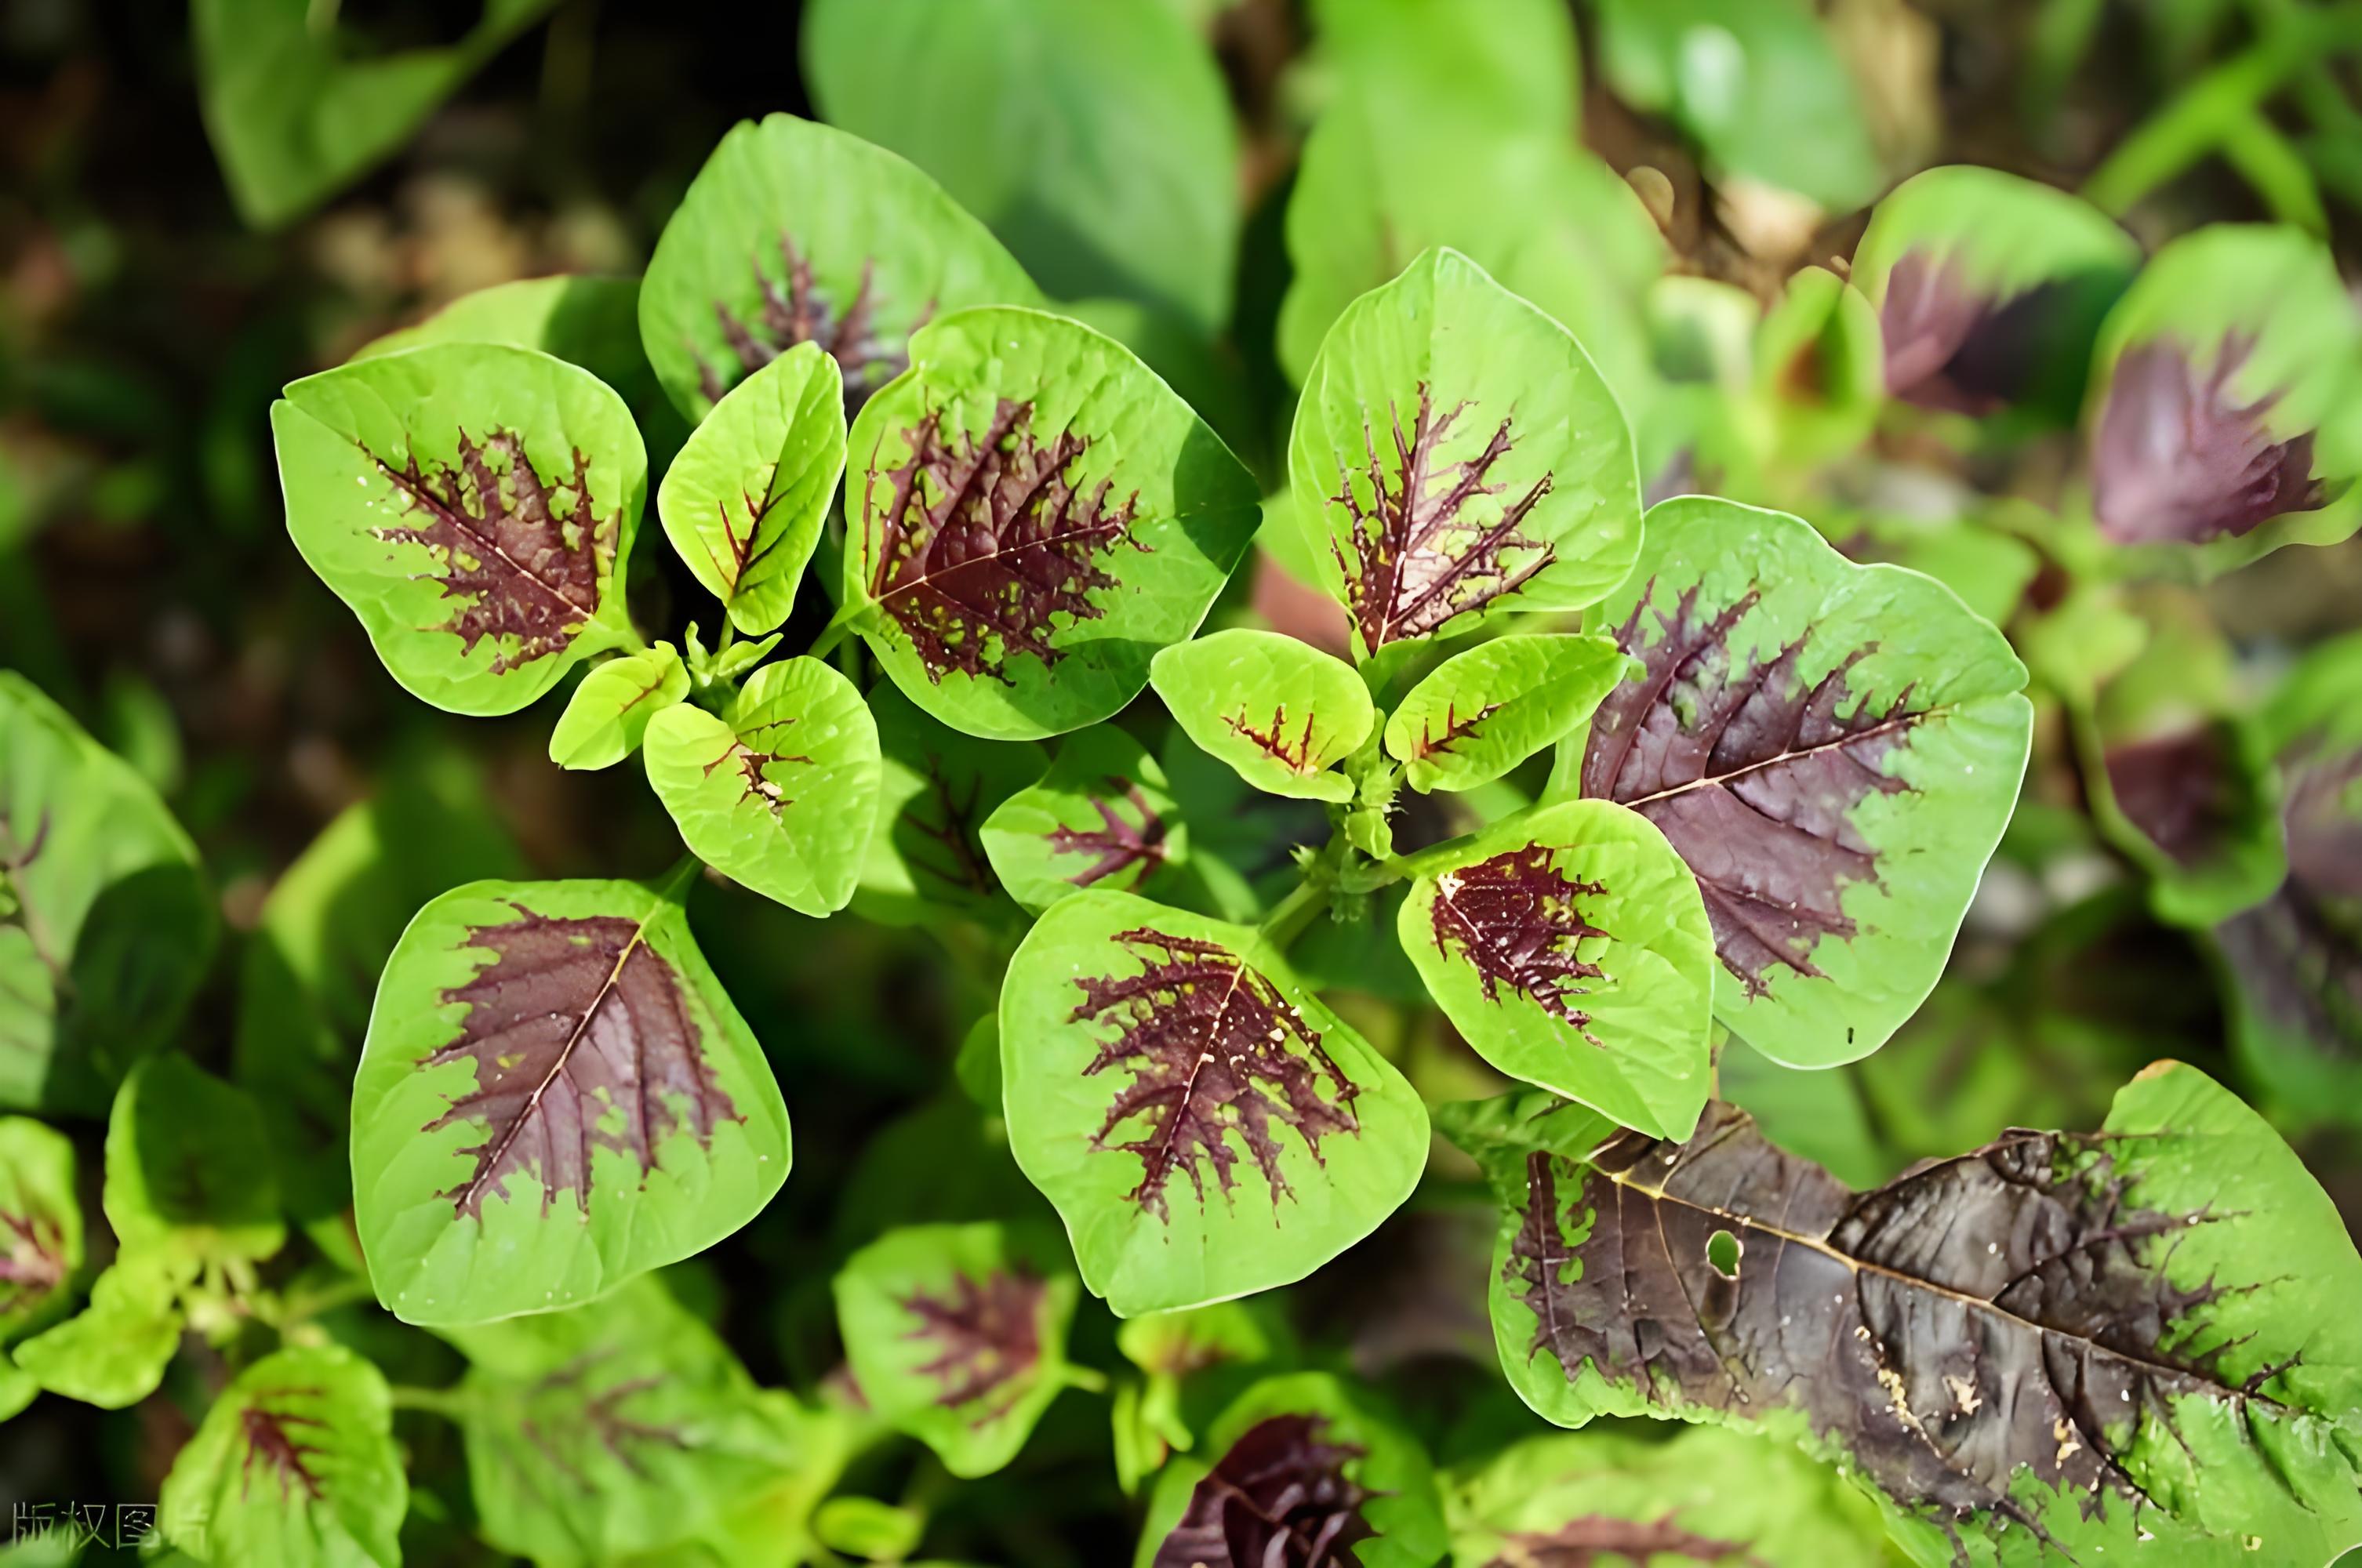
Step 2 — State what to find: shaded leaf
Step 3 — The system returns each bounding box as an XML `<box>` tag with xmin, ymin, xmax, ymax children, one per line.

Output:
<box><xmin>1383</xmin><ymin>635</ymin><xmax>1630</xmax><ymax>794</ymax></box>
<box><xmin>549</xmin><ymin>644</ymin><xmax>691</xmax><ymax>771</ymax></box>
<box><xmin>857</xmin><ymin>681</ymin><xmax>1046</xmax><ymax>925</ymax></box>
<box><xmin>103</xmin><ymin>1054</ymin><xmax>283</xmax><ymax>1268</ymax></box>
<box><xmin>1151</xmin><ymin>629</ymin><xmax>1373</xmax><ymax>804</ymax></box>
<box><xmin>979</xmin><ymin>724</ymin><xmax>1187</xmax><ymax>914</ymax></box>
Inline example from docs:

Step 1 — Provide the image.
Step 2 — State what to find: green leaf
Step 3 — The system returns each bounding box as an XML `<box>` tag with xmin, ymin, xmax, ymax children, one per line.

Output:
<box><xmin>844</xmin><ymin>306</ymin><xmax>1261</xmax><ymax>739</ymax></box>
<box><xmin>1383</xmin><ymin>634</ymin><xmax>1630</xmax><ymax>793</ymax></box>
<box><xmin>2086</xmin><ymin>224</ymin><xmax>2362</xmax><ymax>569</ymax></box>
<box><xmin>979</xmin><ymin>724</ymin><xmax>1186</xmax><ymax>914</ymax></box>
<box><xmin>1</xmin><ymin>673</ymin><xmax>215</xmax><ymax>1113</ymax></box>
<box><xmin>1564</xmin><ymin>496</ymin><xmax>2033</xmax><ymax>1066</ymax></box>
<box><xmin>1150</xmin><ymin>630</ymin><xmax>1372</xmax><ymax>804</ymax></box>
<box><xmin>1000</xmin><ymin>891</ymin><xmax>1429</xmax><ymax>1316</ymax></box>
<box><xmin>1752</xmin><ymin>266</ymin><xmax>1886</xmax><ymax>463</ymax></box>
<box><xmin>193</xmin><ymin>0</ymin><xmax>558</xmax><ymax>228</ymax></box>
<box><xmin>104</xmin><ymin>1054</ymin><xmax>284</xmax><ymax>1269</ymax></box>
<box><xmin>811</xmin><ymin>1497</ymin><xmax>925</xmax><ymax>1563</ymax></box>
<box><xmin>1594</xmin><ymin>0</ymin><xmax>1881</xmax><ymax>211</ymax></box>
<box><xmin>351</xmin><ymin>877</ymin><xmax>790</xmax><ymax>1325</ymax></box>
<box><xmin>9</xmin><ymin>1250</ymin><xmax>191</xmax><ymax>1409</ymax></box>
<box><xmin>832</xmin><ymin>1220</ymin><xmax>1081</xmax><ymax>1477</ymax></box>
<box><xmin>1442</xmin><ymin>1423</ymin><xmax>1895</xmax><ymax>1567</ymax></box>
<box><xmin>656</xmin><ymin>344</ymin><xmax>847</xmax><ymax>636</ymax></box>
<box><xmin>1851</xmin><ymin>165</ymin><xmax>2139</xmax><ymax>422</ymax></box>
<box><xmin>1288</xmin><ymin>249</ymin><xmax>1644</xmax><ymax>661</ymax></box>
<box><xmin>1134</xmin><ymin>1370</ymin><xmax>1448</xmax><ymax>1568</ymax></box>
<box><xmin>158</xmin><ymin>1345</ymin><xmax>405</xmax><ymax>1568</ymax></box>
<box><xmin>857</xmin><ymin>681</ymin><xmax>1047</xmax><ymax>924</ymax></box>
<box><xmin>273</xmin><ymin>343</ymin><xmax>647</xmax><ymax>716</ymax></box>
<box><xmin>0</xmin><ymin>1118</ymin><xmax>82</xmax><ymax>1347</ymax></box>
<box><xmin>446</xmin><ymin>1277</ymin><xmax>805</xmax><ymax>1567</ymax></box>
<box><xmin>1279</xmin><ymin>0</ymin><xmax>1665</xmax><ymax>401</ymax></box>
<box><xmin>645</xmin><ymin>657</ymin><xmax>881</xmax><ymax>916</ymax></box>
<box><xmin>1400</xmin><ymin>800</ymin><xmax>1715</xmax><ymax>1139</ymax></box>
<box><xmin>803</xmin><ymin>0</ymin><xmax>1238</xmax><ymax>333</ymax></box>
<box><xmin>639</xmin><ymin>113</ymin><xmax>1041</xmax><ymax>423</ymax></box>
<box><xmin>1458</xmin><ymin>1063</ymin><xmax>2362</xmax><ymax>1566</ymax></box>
<box><xmin>234</xmin><ymin>756</ymin><xmax>525</xmax><ymax>1220</ymax></box>
<box><xmin>549</xmin><ymin>644</ymin><xmax>692</xmax><ymax>771</ymax></box>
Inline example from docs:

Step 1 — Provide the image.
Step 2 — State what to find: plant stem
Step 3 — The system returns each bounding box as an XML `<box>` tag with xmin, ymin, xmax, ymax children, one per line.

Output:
<box><xmin>387</xmin><ymin>1384</ymin><xmax>474</xmax><ymax>1420</ymax></box>
<box><xmin>1256</xmin><ymin>871</ymin><xmax>1332</xmax><ymax>952</ymax></box>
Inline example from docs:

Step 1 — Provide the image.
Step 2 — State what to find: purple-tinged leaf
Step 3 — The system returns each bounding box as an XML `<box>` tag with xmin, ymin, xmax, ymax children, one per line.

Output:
<box><xmin>2093</xmin><ymin>339</ymin><xmax>2325</xmax><ymax>545</ymax></box>
<box><xmin>700</xmin><ymin>239</ymin><xmax>908</xmax><ymax>411</ymax></box>
<box><xmin>1150</xmin><ymin>1414</ymin><xmax>1376</xmax><ymax>1568</ymax></box>
<box><xmin>1486</xmin><ymin>1516</ymin><xmax>1753</xmax><ymax>1566</ymax></box>
<box><xmin>900</xmin><ymin>1267</ymin><xmax>1046</xmax><ymax>1417</ymax></box>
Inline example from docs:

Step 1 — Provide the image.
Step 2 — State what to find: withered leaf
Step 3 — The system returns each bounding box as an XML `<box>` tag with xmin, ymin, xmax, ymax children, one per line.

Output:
<box><xmin>2093</xmin><ymin>339</ymin><xmax>2325</xmax><ymax>546</ymax></box>
<box><xmin>1150</xmin><ymin>1414</ymin><xmax>1376</xmax><ymax>1568</ymax></box>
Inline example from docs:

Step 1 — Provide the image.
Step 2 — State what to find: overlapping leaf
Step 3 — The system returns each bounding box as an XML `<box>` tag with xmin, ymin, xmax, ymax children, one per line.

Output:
<box><xmin>857</xmin><ymin>681</ymin><xmax>1046</xmax><ymax>925</ymax></box>
<box><xmin>1151</xmin><ymin>629</ymin><xmax>1372</xmax><ymax>804</ymax></box>
<box><xmin>979</xmin><ymin>724</ymin><xmax>1186</xmax><ymax>914</ymax></box>
<box><xmin>1383</xmin><ymin>634</ymin><xmax>1630</xmax><ymax>794</ymax></box>
<box><xmin>1564</xmin><ymin>497</ymin><xmax>2033</xmax><ymax>1066</ymax></box>
<box><xmin>351</xmin><ymin>877</ymin><xmax>790</xmax><ymax>1325</ymax></box>
<box><xmin>1000</xmin><ymin>891</ymin><xmax>1428</xmax><ymax>1316</ymax></box>
<box><xmin>549</xmin><ymin>645</ymin><xmax>690</xmax><ymax>771</ymax></box>
<box><xmin>0</xmin><ymin>1118</ymin><xmax>80</xmax><ymax>1420</ymax></box>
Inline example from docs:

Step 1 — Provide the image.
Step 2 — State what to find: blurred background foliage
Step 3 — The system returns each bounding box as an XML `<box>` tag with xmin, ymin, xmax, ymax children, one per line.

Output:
<box><xmin>5</xmin><ymin>0</ymin><xmax>2362</xmax><ymax>1562</ymax></box>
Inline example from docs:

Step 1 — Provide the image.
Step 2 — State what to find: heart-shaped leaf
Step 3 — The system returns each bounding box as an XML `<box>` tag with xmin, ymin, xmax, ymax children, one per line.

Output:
<box><xmin>1150</xmin><ymin>629</ymin><xmax>1373</xmax><ymax>804</ymax></box>
<box><xmin>1383</xmin><ymin>634</ymin><xmax>1629</xmax><ymax>793</ymax></box>
<box><xmin>639</xmin><ymin>112</ymin><xmax>1040</xmax><ymax>422</ymax></box>
<box><xmin>1564</xmin><ymin>496</ymin><xmax>2033</xmax><ymax>1066</ymax></box>
<box><xmin>833</xmin><ymin>1220</ymin><xmax>1081</xmax><ymax>1479</ymax></box>
<box><xmin>1</xmin><ymin>673</ymin><xmax>214</xmax><ymax>1113</ymax></box>
<box><xmin>844</xmin><ymin>306</ymin><xmax>1261</xmax><ymax>740</ymax></box>
<box><xmin>857</xmin><ymin>681</ymin><xmax>1046</xmax><ymax>925</ymax></box>
<box><xmin>656</xmin><ymin>343</ymin><xmax>847</xmax><ymax>636</ymax></box>
<box><xmin>645</xmin><ymin>656</ymin><xmax>881</xmax><ymax>917</ymax></box>
<box><xmin>1400</xmin><ymin>800</ymin><xmax>1715</xmax><ymax>1140</ymax></box>
<box><xmin>979</xmin><ymin>725</ymin><xmax>1186</xmax><ymax>915</ymax></box>
<box><xmin>549</xmin><ymin>644</ymin><xmax>691</xmax><ymax>771</ymax></box>
<box><xmin>1001</xmin><ymin>891</ymin><xmax>1428</xmax><ymax>1316</ymax></box>
<box><xmin>1288</xmin><ymin>249</ymin><xmax>1643</xmax><ymax>663</ymax></box>
<box><xmin>1444</xmin><ymin>1062</ymin><xmax>2362</xmax><ymax>1566</ymax></box>
<box><xmin>351</xmin><ymin>877</ymin><xmax>790</xmax><ymax>1325</ymax></box>
<box><xmin>273</xmin><ymin>343</ymin><xmax>647</xmax><ymax>715</ymax></box>
<box><xmin>158</xmin><ymin>1345</ymin><xmax>405</xmax><ymax>1568</ymax></box>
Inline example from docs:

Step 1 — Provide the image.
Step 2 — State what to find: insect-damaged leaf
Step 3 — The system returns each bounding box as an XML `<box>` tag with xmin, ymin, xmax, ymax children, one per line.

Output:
<box><xmin>1</xmin><ymin>673</ymin><xmax>215</xmax><ymax>1114</ymax></box>
<box><xmin>550</xmin><ymin>644</ymin><xmax>692</xmax><ymax>771</ymax></box>
<box><xmin>273</xmin><ymin>343</ymin><xmax>646</xmax><ymax>716</ymax></box>
<box><xmin>979</xmin><ymin>724</ymin><xmax>1187</xmax><ymax>915</ymax></box>
<box><xmin>351</xmin><ymin>877</ymin><xmax>790</xmax><ymax>1326</ymax></box>
<box><xmin>1400</xmin><ymin>800</ymin><xmax>1715</xmax><ymax>1141</ymax></box>
<box><xmin>1851</xmin><ymin>165</ymin><xmax>2139</xmax><ymax>423</ymax></box>
<box><xmin>857</xmin><ymin>681</ymin><xmax>1046</xmax><ymax>926</ymax></box>
<box><xmin>1289</xmin><ymin>249</ymin><xmax>1642</xmax><ymax>665</ymax></box>
<box><xmin>2087</xmin><ymin>225</ymin><xmax>2362</xmax><ymax>569</ymax></box>
<box><xmin>1137</xmin><ymin>1371</ymin><xmax>1448</xmax><ymax>1568</ymax></box>
<box><xmin>656</xmin><ymin>343</ymin><xmax>847</xmax><ymax>637</ymax></box>
<box><xmin>1445</xmin><ymin>1064</ymin><xmax>2362</xmax><ymax>1566</ymax></box>
<box><xmin>1001</xmin><ymin>891</ymin><xmax>1428</xmax><ymax>1317</ymax></box>
<box><xmin>645</xmin><ymin>657</ymin><xmax>881</xmax><ymax>918</ymax></box>
<box><xmin>833</xmin><ymin>1220</ymin><xmax>1081</xmax><ymax>1479</ymax></box>
<box><xmin>1151</xmin><ymin>629</ymin><xmax>1374</xmax><ymax>804</ymax></box>
<box><xmin>1383</xmin><ymin>634</ymin><xmax>1630</xmax><ymax>794</ymax></box>
<box><xmin>1564</xmin><ymin>497</ymin><xmax>2033</xmax><ymax>1067</ymax></box>
<box><xmin>639</xmin><ymin>112</ymin><xmax>1041</xmax><ymax>422</ymax></box>
<box><xmin>158</xmin><ymin>1344</ymin><xmax>405</xmax><ymax>1568</ymax></box>
<box><xmin>845</xmin><ymin>307</ymin><xmax>1261</xmax><ymax>741</ymax></box>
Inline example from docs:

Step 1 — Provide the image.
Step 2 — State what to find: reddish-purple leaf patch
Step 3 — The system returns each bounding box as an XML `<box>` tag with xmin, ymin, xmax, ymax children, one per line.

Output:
<box><xmin>1150</xmin><ymin>1414</ymin><xmax>1375</xmax><ymax>1568</ymax></box>
<box><xmin>1046</xmin><ymin>779</ymin><xmax>1169</xmax><ymax>888</ymax></box>
<box><xmin>699</xmin><ymin>236</ymin><xmax>914</xmax><ymax>411</ymax></box>
<box><xmin>1429</xmin><ymin>847</ymin><xmax>1610</xmax><ymax>1047</ymax></box>
<box><xmin>524</xmin><ymin>1351</ymin><xmax>690</xmax><ymax>1489</ymax></box>
<box><xmin>1488</xmin><ymin>1516</ymin><xmax>1757</xmax><ymax>1566</ymax></box>
<box><xmin>239</xmin><ymin>1399</ymin><xmax>329</xmax><ymax>1503</ymax></box>
<box><xmin>0</xmin><ymin>1207</ymin><xmax>67</xmax><ymax>1316</ymax></box>
<box><xmin>1878</xmin><ymin>252</ymin><xmax>2070</xmax><ymax>416</ymax></box>
<box><xmin>2102</xmin><ymin>727</ymin><xmax>2244</xmax><ymax>869</ymax></box>
<box><xmin>1226</xmin><ymin>706</ymin><xmax>1321</xmax><ymax>775</ymax></box>
<box><xmin>899</xmin><ymin>1267</ymin><xmax>1046</xmax><ymax>1421</ymax></box>
<box><xmin>2093</xmin><ymin>337</ymin><xmax>2325</xmax><ymax>546</ymax></box>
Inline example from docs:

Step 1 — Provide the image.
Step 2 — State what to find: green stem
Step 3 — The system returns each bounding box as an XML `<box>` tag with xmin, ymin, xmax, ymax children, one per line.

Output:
<box><xmin>1256</xmin><ymin>874</ymin><xmax>1332</xmax><ymax>953</ymax></box>
<box><xmin>654</xmin><ymin>852</ymin><xmax>703</xmax><ymax>903</ymax></box>
<box><xmin>808</xmin><ymin>602</ymin><xmax>863</xmax><ymax>662</ymax></box>
<box><xmin>387</xmin><ymin>1384</ymin><xmax>474</xmax><ymax>1420</ymax></box>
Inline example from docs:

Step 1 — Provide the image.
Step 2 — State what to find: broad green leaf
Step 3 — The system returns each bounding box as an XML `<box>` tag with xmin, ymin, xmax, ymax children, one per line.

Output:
<box><xmin>1400</xmin><ymin>801</ymin><xmax>1715</xmax><ymax>1139</ymax></box>
<box><xmin>193</xmin><ymin>0</ymin><xmax>558</xmax><ymax>227</ymax></box>
<box><xmin>445</xmin><ymin>1277</ymin><xmax>805</xmax><ymax>1567</ymax></box>
<box><xmin>857</xmin><ymin>681</ymin><xmax>1046</xmax><ymax>925</ymax></box>
<box><xmin>832</xmin><ymin>1220</ymin><xmax>1081</xmax><ymax>1477</ymax></box>
<box><xmin>273</xmin><ymin>343</ymin><xmax>647</xmax><ymax>715</ymax></box>
<box><xmin>1453</xmin><ymin>1063</ymin><xmax>2362</xmax><ymax>1566</ymax></box>
<box><xmin>1279</xmin><ymin>0</ymin><xmax>1664</xmax><ymax>402</ymax></box>
<box><xmin>2086</xmin><ymin>224</ymin><xmax>2362</xmax><ymax>570</ymax></box>
<box><xmin>1001</xmin><ymin>891</ymin><xmax>1429</xmax><ymax>1316</ymax></box>
<box><xmin>104</xmin><ymin>1054</ymin><xmax>284</xmax><ymax>1269</ymax></box>
<box><xmin>1383</xmin><ymin>634</ymin><xmax>1629</xmax><ymax>793</ymax></box>
<box><xmin>9</xmin><ymin>1250</ymin><xmax>191</xmax><ymax>1409</ymax></box>
<box><xmin>812</xmin><ymin>1498</ymin><xmax>924</xmax><ymax>1563</ymax></box>
<box><xmin>158</xmin><ymin>1345</ymin><xmax>404</xmax><ymax>1568</ymax></box>
<box><xmin>657</xmin><ymin>344</ymin><xmax>847</xmax><ymax>635</ymax></box>
<box><xmin>351</xmin><ymin>877</ymin><xmax>790</xmax><ymax>1326</ymax></box>
<box><xmin>843</xmin><ymin>306</ymin><xmax>1261</xmax><ymax>739</ymax></box>
<box><xmin>1563</xmin><ymin>496</ymin><xmax>2033</xmax><ymax>1066</ymax></box>
<box><xmin>610</xmin><ymin>1396</ymin><xmax>868</xmax><ymax>1568</ymax></box>
<box><xmin>0</xmin><ymin>1118</ymin><xmax>81</xmax><ymax>1350</ymax></box>
<box><xmin>1134</xmin><ymin>1371</ymin><xmax>1448</xmax><ymax>1568</ymax></box>
<box><xmin>979</xmin><ymin>724</ymin><xmax>1186</xmax><ymax>913</ymax></box>
<box><xmin>804</xmin><ymin>0</ymin><xmax>1237</xmax><ymax>334</ymax></box>
<box><xmin>234</xmin><ymin>756</ymin><xmax>525</xmax><ymax>1220</ymax></box>
<box><xmin>639</xmin><ymin>112</ymin><xmax>1040</xmax><ymax>422</ymax></box>
<box><xmin>1594</xmin><ymin>0</ymin><xmax>1880</xmax><ymax>210</ymax></box>
<box><xmin>1826</xmin><ymin>512</ymin><xmax>2042</xmax><ymax>630</ymax></box>
<box><xmin>1288</xmin><ymin>249</ymin><xmax>1644</xmax><ymax>662</ymax></box>
<box><xmin>1</xmin><ymin>673</ymin><xmax>214</xmax><ymax>1113</ymax></box>
<box><xmin>1443</xmin><ymin>1424</ymin><xmax>1895</xmax><ymax>1567</ymax></box>
<box><xmin>1852</xmin><ymin>165</ymin><xmax>2139</xmax><ymax>422</ymax></box>
<box><xmin>645</xmin><ymin>657</ymin><xmax>881</xmax><ymax>916</ymax></box>
<box><xmin>549</xmin><ymin>645</ymin><xmax>691</xmax><ymax>771</ymax></box>
<box><xmin>1150</xmin><ymin>630</ymin><xmax>1372</xmax><ymax>804</ymax></box>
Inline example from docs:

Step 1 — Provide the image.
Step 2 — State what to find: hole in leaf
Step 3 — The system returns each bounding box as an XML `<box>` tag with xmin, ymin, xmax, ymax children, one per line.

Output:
<box><xmin>1706</xmin><ymin>1229</ymin><xmax>1741</xmax><ymax>1279</ymax></box>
